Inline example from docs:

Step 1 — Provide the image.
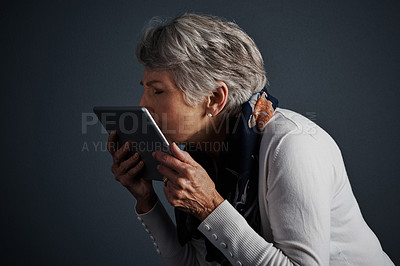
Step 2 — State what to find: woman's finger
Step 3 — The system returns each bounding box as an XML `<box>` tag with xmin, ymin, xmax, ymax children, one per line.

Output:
<box><xmin>153</xmin><ymin>150</ymin><xmax>189</xmax><ymax>173</ymax></box>
<box><xmin>157</xmin><ymin>164</ymin><xmax>182</xmax><ymax>184</ymax></box>
<box><xmin>118</xmin><ymin>152</ymin><xmax>141</xmax><ymax>173</ymax></box>
<box><xmin>163</xmin><ymin>185</ymin><xmax>173</xmax><ymax>205</ymax></box>
<box><xmin>163</xmin><ymin>185</ymin><xmax>189</xmax><ymax>210</ymax></box>
<box><xmin>126</xmin><ymin>160</ymin><xmax>145</xmax><ymax>177</ymax></box>
<box><xmin>107</xmin><ymin>130</ymin><xmax>118</xmax><ymax>155</ymax></box>
<box><xmin>170</xmin><ymin>142</ymin><xmax>196</xmax><ymax>165</ymax></box>
<box><xmin>163</xmin><ymin>182</ymin><xmax>181</xmax><ymax>203</ymax></box>
<box><xmin>114</xmin><ymin>141</ymin><xmax>133</xmax><ymax>164</ymax></box>
<box><xmin>116</xmin><ymin>160</ymin><xmax>145</xmax><ymax>187</ymax></box>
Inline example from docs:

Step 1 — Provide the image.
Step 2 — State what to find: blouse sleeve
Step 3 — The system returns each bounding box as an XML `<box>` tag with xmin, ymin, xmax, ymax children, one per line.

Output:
<box><xmin>136</xmin><ymin>199</ymin><xmax>218</xmax><ymax>266</ymax></box>
<box><xmin>198</xmin><ymin>133</ymin><xmax>332</xmax><ymax>265</ymax></box>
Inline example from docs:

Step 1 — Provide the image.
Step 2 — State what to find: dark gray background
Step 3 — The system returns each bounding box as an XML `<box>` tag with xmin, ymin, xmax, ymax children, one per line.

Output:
<box><xmin>3</xmin><ymin>0</ymin><xmax>399</xmax><ymax>265</ymax></box>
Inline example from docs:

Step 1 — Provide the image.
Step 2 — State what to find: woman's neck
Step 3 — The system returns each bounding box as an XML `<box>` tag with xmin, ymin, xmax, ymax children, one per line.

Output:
<box><xmin>196</xmin><ymin>116</ymin><xmax>229</xmax><ymax>162</ymax></box>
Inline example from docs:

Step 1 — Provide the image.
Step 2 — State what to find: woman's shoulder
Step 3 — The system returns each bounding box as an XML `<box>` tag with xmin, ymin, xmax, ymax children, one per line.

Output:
<box><xmin>263</xmin><ymin>108</ymin><xmax>320</xmax><ymax>139</ymax></box>
<box><xmin>259</xmin><ymin>108</ymin><xmax>346</xmax><ymax>196</ymax></box>
<box><xmin>260</xmin><ymin>108</ymin><xmax>342</xmax><ymax>163</ymax></box>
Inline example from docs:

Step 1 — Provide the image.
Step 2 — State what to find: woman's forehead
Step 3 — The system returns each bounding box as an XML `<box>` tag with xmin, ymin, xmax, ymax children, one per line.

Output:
<box><xmin>142</xmin><ymin>69</ymin><xmax>174</xmax><ymax>85</ymax></box>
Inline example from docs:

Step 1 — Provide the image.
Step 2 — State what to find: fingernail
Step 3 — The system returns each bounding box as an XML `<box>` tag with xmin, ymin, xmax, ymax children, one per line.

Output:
<box><xmin>173</xmin><ymin>142</ymin><xmax>181</xmax><ymax>150</ymax></box>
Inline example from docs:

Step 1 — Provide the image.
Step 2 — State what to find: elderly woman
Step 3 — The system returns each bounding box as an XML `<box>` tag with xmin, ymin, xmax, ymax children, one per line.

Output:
<box><xmin>107</xmin><ymin>13</ymin><xmax>393</xmax><ymax>265</ymax></box>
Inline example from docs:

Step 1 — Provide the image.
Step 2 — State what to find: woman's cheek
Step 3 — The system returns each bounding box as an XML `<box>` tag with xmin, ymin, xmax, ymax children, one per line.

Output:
<box><xmin>159</xmin><ymin>119</ymin><xmax>180</xmax><ymax>142</ymax></box>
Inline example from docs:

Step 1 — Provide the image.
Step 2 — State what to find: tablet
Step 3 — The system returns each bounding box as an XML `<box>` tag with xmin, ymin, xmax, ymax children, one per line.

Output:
<box><xmin>93</xmin><ymin>106</ymin><xmax>171</xmax><ymax>181</ymax></box>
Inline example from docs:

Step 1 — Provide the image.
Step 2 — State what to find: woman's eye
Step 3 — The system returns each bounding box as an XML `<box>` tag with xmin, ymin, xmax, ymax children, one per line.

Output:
<box><xmin>154</xmin><ymin>90</ymin><xmax>164</xmax><ymax>95</ymax></box>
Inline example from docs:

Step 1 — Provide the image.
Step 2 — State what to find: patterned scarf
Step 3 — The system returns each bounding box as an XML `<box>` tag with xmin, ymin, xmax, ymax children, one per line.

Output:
<box><xmin>175</xmin><ymin>88</ymin><xmax>278</xmax><ymax>264</ymax></box>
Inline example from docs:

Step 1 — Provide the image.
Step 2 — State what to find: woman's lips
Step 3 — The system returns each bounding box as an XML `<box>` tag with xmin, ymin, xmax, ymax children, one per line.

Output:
<box><xmin>141</xmin><ymin>106</ymin><xmax>163</xmax><ymax>131</ymax></box>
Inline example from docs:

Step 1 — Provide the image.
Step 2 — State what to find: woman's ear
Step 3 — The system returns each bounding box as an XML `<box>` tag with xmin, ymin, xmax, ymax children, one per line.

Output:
<box><xmin>206</xmin><ymin>81</ymin><xmax>228</xmax><ymax>117</ymax></box>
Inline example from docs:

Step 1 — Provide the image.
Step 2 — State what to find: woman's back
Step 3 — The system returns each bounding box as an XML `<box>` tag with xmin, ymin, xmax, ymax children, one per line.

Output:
<box><xmin>259</xmin><ymin>108</ymin><xmax>393</xmax><ymax>265</ymax></box>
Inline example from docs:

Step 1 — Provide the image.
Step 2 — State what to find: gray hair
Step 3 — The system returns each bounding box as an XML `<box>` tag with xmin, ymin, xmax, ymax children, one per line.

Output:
<box><xmin>136</xmin><ymin>13</ymin><xmax>268</xmax><ymax>117</ymax></box>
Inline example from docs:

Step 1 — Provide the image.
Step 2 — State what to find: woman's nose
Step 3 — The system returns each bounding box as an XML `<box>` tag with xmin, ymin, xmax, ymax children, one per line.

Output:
<box><xmin>138</xmin><ymin>93</ymin><xmax>147</xmax><ymax>106</ymax></box>
<box><xmin>138</xmin><ymin>93</ymin><xmax>155</xmax><ymax>115</ymax></box>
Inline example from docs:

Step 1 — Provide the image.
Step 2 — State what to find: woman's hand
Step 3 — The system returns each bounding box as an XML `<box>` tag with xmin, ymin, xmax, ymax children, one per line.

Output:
<box><xmin>107</xmin><ymin>131</ymin><xmax>157</xmax><ymax>213</ymax></box>
<box><xmin>153</xmin><ymin>143</ymin><xmax>224</xmax><ymax>221</ymax></box>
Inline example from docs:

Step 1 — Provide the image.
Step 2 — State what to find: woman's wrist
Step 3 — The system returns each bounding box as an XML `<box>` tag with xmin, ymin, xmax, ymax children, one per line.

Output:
<box><xmin>135</xmin><ymin>192</ymin><xmax>158</xmax><ymax>214</ymax></box>
<box><xmin>198</xmin><ymin>191</ymin><xmax>224</xmax><ymax>221</ymax></box>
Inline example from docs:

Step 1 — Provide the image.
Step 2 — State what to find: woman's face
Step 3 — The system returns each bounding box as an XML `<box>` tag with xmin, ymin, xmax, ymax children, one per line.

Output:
<box><xmin>139</xmin><ymin>68</ymin><xmax>208</xmax><ymax>144</ymax></box>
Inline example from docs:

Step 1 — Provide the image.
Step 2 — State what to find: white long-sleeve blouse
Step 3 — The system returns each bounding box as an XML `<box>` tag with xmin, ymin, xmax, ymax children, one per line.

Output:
<box><xmin>136</xmin><ymin>108</ymin><xmax>394</xmax><ymax>266</ymax></box>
